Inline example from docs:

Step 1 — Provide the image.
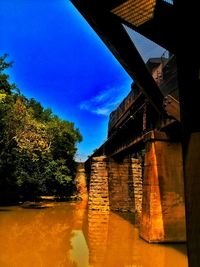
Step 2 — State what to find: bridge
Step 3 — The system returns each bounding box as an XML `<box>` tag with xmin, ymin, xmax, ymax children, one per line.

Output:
<box><xmin>83</xmin><ymin>54</ymin><xmax>185</xmax><ymax>242</ymax></box>
<box><xmin>71</xmin><ymin>1</ymin><xmax>200</xmax><ymax>266</ymax></box>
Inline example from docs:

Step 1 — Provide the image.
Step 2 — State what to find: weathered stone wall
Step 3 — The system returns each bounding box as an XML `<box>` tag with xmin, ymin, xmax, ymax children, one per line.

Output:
<box><xmin>108</xmin><ymin>157</ymin><xmax>135</xmax><ymax>212</ymax></box>
<box><xmin>88</xmin><ymin>156</ymin><xmax>143</xmax><ymax>214</ymax></box>
<box><xmin>88</xmin><ymin>156</ymin><xmax>110</xmax><ymax>211</ymax></box>
<box><xmin>140</xmin><ymin>140</ymin><xmax>186</xmax><ymax>242</ymax></box>
<box><xmin>130</xmin><ymin>158</ymin><xmax>143</xmax><ymax>218</ymax></box>
<box><xmin>75</xmin><ymin>163</ymin><xmax>88</xmax><ymax>201</ymax></box>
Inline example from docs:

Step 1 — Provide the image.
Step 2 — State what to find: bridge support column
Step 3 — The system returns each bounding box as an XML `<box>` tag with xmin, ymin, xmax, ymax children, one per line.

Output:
<box><xmin>130</xmin><ymin>158</ymin><xmax>143</xmax><ymax>219</ymax></box>
<box><xmin>108</xmin><ymin>157</ymin><xmax>143</xmax><ymax>214</ymax></box>
<box><xmin>88</xmin><ymin>156</ymin><xmax>143</xmax><ymax>214</ymax></box>
<box><xmin>140</xmin><ymin>132</ymin><xmax>186</xmax><ymax>242</ymax></box>
<box><xmin>88</xmin><ymin>156</ymin><xmax>110</xmax><ymax>211</ymax></box>
<box><xmin>75</xmin><ymin>163</ymin><xmax>88</xmax><ymax>201</ymax></box>
<box><xmin>108</xmin><ymin>157</ymin><xmax>135</xmax><ymax>212</ymax></box>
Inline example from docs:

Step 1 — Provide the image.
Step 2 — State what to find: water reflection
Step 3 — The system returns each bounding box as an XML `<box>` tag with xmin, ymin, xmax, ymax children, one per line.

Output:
<box><xmin>87</xmin><ymin>211</ymin><xmax>110</xmax><ymax>267</ymax></box>
<box><xmin>70</xmin><ymin>230</ymin><xmax>89</xmax><ymax>267</ymax></box>
<box><xmin>0</xmin><ymin>202</ymin><xmax>188</xmax><ymax>267</ymax></box>
<box><xmin>86</xmin><ymin>210</ymin><xmax>187</xmax><ymax>267</ymax></box>
<box><xmin>0</xmin><ymin>203</ymin><xmax>78</xmax><ymax>267</ymax></box>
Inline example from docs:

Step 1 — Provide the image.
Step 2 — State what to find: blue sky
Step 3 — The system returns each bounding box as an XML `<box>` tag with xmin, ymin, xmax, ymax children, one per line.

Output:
<box><xmin>0</xmin><ymin>0</ymin><xmax>165</xmax><ymax>161</ymax></box>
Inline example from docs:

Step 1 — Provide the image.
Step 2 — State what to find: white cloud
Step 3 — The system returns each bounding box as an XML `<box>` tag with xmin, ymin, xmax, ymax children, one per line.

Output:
<box><xmin>79</xmin><ymin>81</ymin><xmax>131</xmax><ymax>116</ymax></box>
<box><xmin>95</xmin><ymin>108</ymin><xmax>110</xmax><ymax>116</ymax></box>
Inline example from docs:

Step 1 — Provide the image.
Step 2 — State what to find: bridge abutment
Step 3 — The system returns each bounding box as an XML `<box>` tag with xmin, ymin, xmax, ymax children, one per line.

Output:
<box><xmin>140</xmin><ymin>133</ymin><xmax>186</xmax><ymax>242</ymax></box>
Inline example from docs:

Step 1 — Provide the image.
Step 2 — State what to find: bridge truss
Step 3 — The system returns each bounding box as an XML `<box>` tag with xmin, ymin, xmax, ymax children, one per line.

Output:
<box><xmin>70</xmin><ymin>1</ymin><xmax>200</xmax><ymax>266</ymax></box>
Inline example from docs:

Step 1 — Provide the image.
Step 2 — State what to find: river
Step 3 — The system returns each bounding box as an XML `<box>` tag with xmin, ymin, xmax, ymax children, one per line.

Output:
<box><xmin>0</xmin><ymin>201</ymin><xmax>188</xmax><ymax>267</ymax></box>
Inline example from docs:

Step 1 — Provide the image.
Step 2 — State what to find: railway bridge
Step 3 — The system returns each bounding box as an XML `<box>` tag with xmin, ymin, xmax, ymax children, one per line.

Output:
<box><xmin>71</xmin><ymin>0</ymin><xmax>200</xmax><ymax>265</ymax></box>
<box><xmin>83</xmin><ymin>54</ymin><xmax>185</xmax><ymax>243</ymax></box>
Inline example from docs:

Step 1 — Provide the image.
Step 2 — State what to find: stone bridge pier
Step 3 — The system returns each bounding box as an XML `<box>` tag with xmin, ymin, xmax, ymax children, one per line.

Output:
<box><xmin>88</xmin><ymin>156</ymin><xmax>142</xmax><ymax>217</ymax></box>
<box><xmin>86</xmin><ymin>131</ymin><xmax>186</xmax><ymax>243</ymax></box>
<box><xmin>140</xmin><ymin>132</ymin><xmax>186</xmax><ymax>242</ymax></box>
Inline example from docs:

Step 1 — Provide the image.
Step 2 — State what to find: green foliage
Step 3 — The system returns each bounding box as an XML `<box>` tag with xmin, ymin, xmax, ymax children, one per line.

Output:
<box><xmin>0</xmin><ymin>54</ymin><xmax>18</xmax><ymax>95</ymax></box>
<box><xmin>0</xmin><ymin>54</ymin><xmax>82</xmax><ymax>203</ymax></box>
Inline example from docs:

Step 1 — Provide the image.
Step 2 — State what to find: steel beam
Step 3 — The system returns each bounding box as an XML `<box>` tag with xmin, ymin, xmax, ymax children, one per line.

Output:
<box><xmin>71</xmin><ymin>0</ymin><xmax>165</xmax><ymax>114</ymax></box>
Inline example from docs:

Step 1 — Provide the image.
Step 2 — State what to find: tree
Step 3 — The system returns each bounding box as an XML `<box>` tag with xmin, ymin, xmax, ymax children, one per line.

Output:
<box><xmin>0</xmin><ymin>54</ymin><xmax>17</xmax><ymax>94</ymax></box>
<box><xmin>0</xmin><ymin>54</ymin><xmax>82</xmax><ymax>203</ymax></box>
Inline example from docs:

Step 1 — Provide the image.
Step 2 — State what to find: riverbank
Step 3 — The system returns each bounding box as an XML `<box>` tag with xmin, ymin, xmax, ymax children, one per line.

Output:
<box><xmin>0</xmin><ymin>194</ymin><xmax>80</xmax><ymax>207</ymax></box>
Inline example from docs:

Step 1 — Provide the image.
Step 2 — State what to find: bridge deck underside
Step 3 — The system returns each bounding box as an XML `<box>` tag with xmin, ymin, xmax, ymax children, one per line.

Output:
<box><xmin>71</xmin><ymin>0</ymin><xmax>200</xmax><ymax>265</ymax></box>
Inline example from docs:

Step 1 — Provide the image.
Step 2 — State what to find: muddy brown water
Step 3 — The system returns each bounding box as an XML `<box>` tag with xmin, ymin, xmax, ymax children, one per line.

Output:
<box><xmin>0</xmin><ymin>201</ymin><xmax>188</xmax><ymax>267</ymax></box>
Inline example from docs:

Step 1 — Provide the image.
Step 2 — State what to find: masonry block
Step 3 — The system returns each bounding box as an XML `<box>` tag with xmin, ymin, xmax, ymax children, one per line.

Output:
<box><xmin>88</xmin><ymin>156</ymin><xmax>110</xmax><ymax>211</ymax></box>
<box><xmin>140</xmin><ymin>140</ymin><xmax>186</xmax><ymax>242</ymax></box>
<box><xmin>108</xmin><ymin>157</ymin><xmax>135</xmax><ymax>212</ymax></box>
<box><xmin>130</xmin><ymin>158</ymin><xmax>143</xmax><ymax>219</ymax></box>
<box><xmin>75</xmin><ymin>163</ymin><xmax>88</xmax><ymax>201</ymax></box>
